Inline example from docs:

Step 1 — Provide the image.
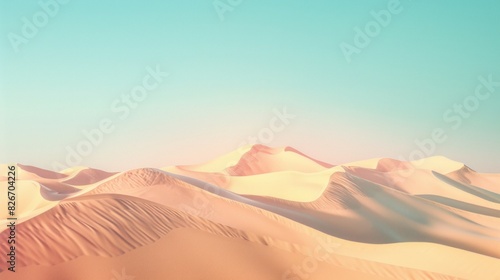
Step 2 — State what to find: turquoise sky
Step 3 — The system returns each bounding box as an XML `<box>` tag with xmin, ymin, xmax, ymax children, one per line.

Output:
<box><xmin>1</xmin><ymin>0</ymin><xmax>499</xmax><ymax>172</ymax></box>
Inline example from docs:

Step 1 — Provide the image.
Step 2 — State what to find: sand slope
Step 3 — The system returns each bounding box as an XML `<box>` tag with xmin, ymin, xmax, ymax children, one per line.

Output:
<box><xmin>1</xmin><ymin>146</ymin><xmax>499</xmax><ymax>279</ymax></box>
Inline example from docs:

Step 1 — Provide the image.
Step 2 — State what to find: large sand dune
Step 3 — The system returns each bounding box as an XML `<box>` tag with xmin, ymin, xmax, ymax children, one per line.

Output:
<box><xmin>1</xmin><ymin>145</ymin><xmax>499</xmax><ymax>279</ymax></box>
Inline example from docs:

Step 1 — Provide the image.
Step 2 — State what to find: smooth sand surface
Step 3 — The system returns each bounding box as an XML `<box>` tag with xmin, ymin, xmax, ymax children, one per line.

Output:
<box><xmin>1</xmin><ymin>145</ymin><xmax>499</xmax><ymax>279</ymax></box>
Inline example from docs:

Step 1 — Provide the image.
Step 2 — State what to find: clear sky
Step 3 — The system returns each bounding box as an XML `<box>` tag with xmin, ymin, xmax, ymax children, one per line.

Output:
<box><xmin>1</xmin><ymin>0</ymin><xmax>499</xmax><ymax>172</ymax></box>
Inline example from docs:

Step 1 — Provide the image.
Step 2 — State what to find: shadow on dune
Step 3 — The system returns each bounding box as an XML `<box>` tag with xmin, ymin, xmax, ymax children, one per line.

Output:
<box><xmin>418</xmin><ymin>194</ymin><xmax>500</xmax><ymax>218</ymax></box>
<box><xmin>432</xmin><ymin>171</ymin><xmax>500</xmax><ymax>203</ymax></box>
<box><xmin>165</xmin><ymin>171</ymin><xmax>500</xmax><ymax>259</ymax></box>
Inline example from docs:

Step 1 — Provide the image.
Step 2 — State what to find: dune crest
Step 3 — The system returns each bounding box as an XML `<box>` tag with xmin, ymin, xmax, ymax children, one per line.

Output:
<box><xmin>1</xmin><ymin>147</ymin><xmax>499</xmax><ymax>280</ymax></box>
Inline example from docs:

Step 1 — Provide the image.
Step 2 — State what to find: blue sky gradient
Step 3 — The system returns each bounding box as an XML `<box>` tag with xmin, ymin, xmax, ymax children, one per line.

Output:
<box><xmin>1</xmin><ymin>0</ymin><xmax>499</xmax><ymax>172</ymax></box>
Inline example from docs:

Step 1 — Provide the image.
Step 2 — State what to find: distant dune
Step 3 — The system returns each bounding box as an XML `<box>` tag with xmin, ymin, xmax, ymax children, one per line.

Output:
<box><xmin>1</xmin><ymin>145</ymin><xmax>499</xmax><ymax>279</ymax></box>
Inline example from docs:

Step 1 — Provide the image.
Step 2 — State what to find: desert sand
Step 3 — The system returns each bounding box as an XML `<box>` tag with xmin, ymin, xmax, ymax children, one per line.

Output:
<box><xmin>1</xmin><ymin>145</ymin><xmax>499</xmax><ymax>279</ymax></box>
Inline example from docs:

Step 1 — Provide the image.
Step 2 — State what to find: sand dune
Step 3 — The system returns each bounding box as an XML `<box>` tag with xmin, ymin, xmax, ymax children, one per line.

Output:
<box><xmin>243</xmin><ymin>172</ymin><xmax>500</xmax><ymax>257</ymax></box>
<box><xmin>0</xmin><ymin>180</ymin><xmax>58</xmax><ymax>224</ymax></box>
<box><xmin>225</xmin><ymin>145</ymin><xmax>333</xmax><ymax>175</ymax></box>
<box><xmin>447</xmin><ymin>165</ymin><xmax>500</xmax><ymax>193</ymax></box>
<box><xmin>1</xmin><ymin>146</ymin><xmax>499</xmax><ymax>280</ymax></box>
<box><xmin>17</xmin><ymin>164</ymin><xmax>68</xmax><ymax>180</ymax></box>
<box><xmin>0</xmin><ymin>226</ymin><xmax>460</xmax><ymax>280</ymax></box>
<box><xmin>226</xmin><ymin>170</ymin><xmax>334</xmax><ymax>201</ymax></box>
<box><xmin>0</xmin><ymin>190</ymin><xmax>461</xmax><ymax>280</ymax></box>
<box><xmin>0</xmin><ymin>164</ymin><xmax>67</xmax><ymax>181</ymax></box>
<box><xmin>62</xmin><ymin>167</ymin><xmax>116</xmax><ymax>185</ymax></box>
<box><xmin>343</xmin><ymin>167</ymin><xmax>500</xmax><ymax>210</ymax></box>
<box><xmin>0</xmin><ymin>191</ymin><xmax>429</xmax><ymax>274</ymax></box>
<box><xmin>167</xmin><ymin>145</ymin><xmax>333</xmax><ymax>176</ymax></box>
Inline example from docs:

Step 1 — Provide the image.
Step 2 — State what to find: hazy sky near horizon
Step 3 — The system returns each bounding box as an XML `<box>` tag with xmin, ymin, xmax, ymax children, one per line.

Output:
<box><xmin>1</xmin><ymin>0</ymin><xmax>499</xmax><ymax>172</ymax></box>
